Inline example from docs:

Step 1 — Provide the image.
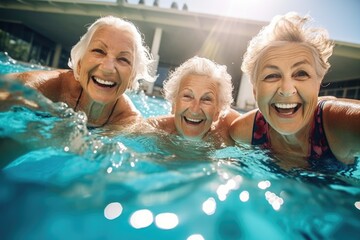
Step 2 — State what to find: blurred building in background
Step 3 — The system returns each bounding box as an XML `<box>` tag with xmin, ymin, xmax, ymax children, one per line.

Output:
<box><xmin>1</xmin><ymin>0</ymin><xmax>359</xmax><ymax>109</ymax></box>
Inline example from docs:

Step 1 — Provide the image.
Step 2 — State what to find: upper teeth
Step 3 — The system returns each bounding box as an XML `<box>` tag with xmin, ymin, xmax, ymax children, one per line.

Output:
<box><xmin>94</xmin><ymin>77</ymin><xmax>115</xmax><ymax>86</ymax></box>
<box><xmin>186</xmin><ymin>117</ymin><xmax>202</xmax><ymax>123</ymax></box>
<box><xmin>275</xmin><ymin>103</ymin><xmax>297</xmax><ymax>109</ymax></box>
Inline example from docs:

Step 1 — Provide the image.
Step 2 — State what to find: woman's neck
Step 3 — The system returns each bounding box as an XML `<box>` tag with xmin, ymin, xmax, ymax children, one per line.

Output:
<box><xmin>269</xmin><ymin>123</ymin><xmax>313</xmax><ymax>158</ymax></box>
<box><xmin>74</xmin><ymin>88</ymin><xmax>118</xmax><ymax>127</ymax></box>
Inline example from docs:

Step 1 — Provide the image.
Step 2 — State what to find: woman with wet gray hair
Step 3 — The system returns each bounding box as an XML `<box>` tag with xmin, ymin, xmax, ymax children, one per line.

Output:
<box><xmin>69</xmin><ymin>15</ymin><xmax>153</xmax><ymax>90</ymax></box>
<box><xmin>230</xmin><ymin>12</ymin><xmax>360</xmax><ymax>167</ymax></box>
<box><xmin>148</xmin><ymin>56</ymin><xmax>240</xmax><ymax>147</ymax></box>
<box><xmin>5</xmin><ymin>15</ymin><xmax>154</xmax><ymax>128</ymax></box>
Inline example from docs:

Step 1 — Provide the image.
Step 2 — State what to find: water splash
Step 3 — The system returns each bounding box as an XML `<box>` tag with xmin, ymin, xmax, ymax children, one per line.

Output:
<box><xmin>0</xmin><ymin>76</ymin><xmax>143</xmax><ymax>169</ymax></box>
<box><xmin>0</xmin><ymin>52</ymin><xmax>52</xmax><ymax>74</ymax></box>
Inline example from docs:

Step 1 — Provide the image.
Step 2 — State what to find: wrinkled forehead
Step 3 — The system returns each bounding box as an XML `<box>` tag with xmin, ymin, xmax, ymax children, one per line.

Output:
<box><xmin>254</xmin><ymin>42</ymin><xmax>316</xmax><ymax>76</ymax></box>
<box><xmin>260</xmin><ymin>42</ymin><xmax>315</xmax><ymax>63</ymax></box>
<box><xmin>179</xmin><ymin>74</ymin><xmax>220</xmax><ymax>96</ymax></box>
<box><xmin>91</xmin><ymin>25</ymin><xmax>135</xmax><ymax>48</ymax></box>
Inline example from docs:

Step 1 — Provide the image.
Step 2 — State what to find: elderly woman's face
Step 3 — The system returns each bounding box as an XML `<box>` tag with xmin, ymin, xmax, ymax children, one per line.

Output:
<box><xmin>253</xmin><ymin>43</ymin><xmax>320</xmax><ymax>135</ymax></box>
<box><xmin>172</xmin><ymin>74</ymin><xmax>220</xmax><ymax>140</ymax></box>
<box><xmin>77</xmin><ymin>25</ymin><xmax>135</xmax><ymax>104</ymax></box>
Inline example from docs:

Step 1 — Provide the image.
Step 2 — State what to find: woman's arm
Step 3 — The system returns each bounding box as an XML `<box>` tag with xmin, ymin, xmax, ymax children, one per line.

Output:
<box><xmin>4</xmin><ymin>69</ymin><xmax>71</xmax><ymax>102</ymax></box>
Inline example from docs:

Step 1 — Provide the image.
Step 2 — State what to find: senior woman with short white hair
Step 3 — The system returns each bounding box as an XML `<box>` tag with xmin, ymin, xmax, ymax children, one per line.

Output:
<box><xmin>230</xmin><ymin>12</ymin><xmax>360</xmax><ymax>166</ymax></box>
<box><xmin>5</xmin><ymin>15</ymin><xmax>154</xmax><ymax>128</ymax></box>
<box><xmin>147</xmin><ymin>56</ymin><xmax>240</xmax><ymax>147</ymax></box>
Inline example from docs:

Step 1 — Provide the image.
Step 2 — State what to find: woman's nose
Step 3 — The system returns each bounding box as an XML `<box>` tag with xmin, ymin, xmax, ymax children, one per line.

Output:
<box><xmin>189</xmin><ymin>100</ymin><xmax>201</xmax><ymax>114</ymax></box>
<box><xmin>277</xmin><ymin>79</ymin><xmax>297</xmax><ymax>97</ymax></box>
<box><xmin>100</xmin><ymin>57</ymin><xmax>116</xmax><ymax>74</ymax></box>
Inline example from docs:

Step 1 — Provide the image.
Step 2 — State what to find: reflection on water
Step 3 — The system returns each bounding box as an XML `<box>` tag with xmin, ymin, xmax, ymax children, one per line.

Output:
<box><xmin>0</xmin><ymin>56</ymin><xmax>360</xmax><ymax>239</ymax></box>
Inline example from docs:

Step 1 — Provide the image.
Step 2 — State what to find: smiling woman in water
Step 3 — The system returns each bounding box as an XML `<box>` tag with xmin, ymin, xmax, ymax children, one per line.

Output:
<box><xmin>230</xmin><ymin>12</ymin><xmax>360</xmax><ymax>166</ymax></box>
<box><xmin>146</xmin><ymin>56</ymin><xmax>240</xmax><ymax>147</ymax></box>
<box><xmin>4</xmin><ymin>15</ymin><xmax>154</xmax><ymax>128</ymax></box>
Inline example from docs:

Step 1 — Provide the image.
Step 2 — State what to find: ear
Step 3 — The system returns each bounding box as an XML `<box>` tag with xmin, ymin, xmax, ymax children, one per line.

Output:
<box><xmin>252</xmin><ymin>87</ymin><xmax>257</xmax><ymax>100</ymax></box>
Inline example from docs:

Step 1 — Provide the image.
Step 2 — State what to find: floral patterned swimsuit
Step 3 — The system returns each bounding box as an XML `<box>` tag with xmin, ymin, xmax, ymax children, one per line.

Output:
<box><xmin>251</xmin><ymin>101</ymin><xmax>336</xmax><ymax>160</ymax></box>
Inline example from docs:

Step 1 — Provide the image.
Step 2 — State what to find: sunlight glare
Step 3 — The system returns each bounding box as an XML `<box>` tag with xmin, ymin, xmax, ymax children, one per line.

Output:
<box><xmin>258</xmin><ymin>180</ymin><xmax>271</xmax><ymax>190</ymax></box>
<box><xmin>239</xmin><ymin>191</ymin><xmax>250</xmax><ymax>202</ymax></box>
<box><xmin>265</xmin><ymin>191</ymin><xmax>284</xmax><ymax>211</ymax></box>
<box><xmin>155</xmin><ymin>212</ymin><xmax>179</xmax><ymax>229</ymax></box>
<box><xmin>355</xmin><ymin>201</ymin><xmax>360</xmax><ymax>210</ymax></box>
<box><xmin>202</xmin><ymin>197</ymin><xmax>217</xmax><ymax>215</ymax></box>
<box><xmin>130</xmin><ymin>209</ymin><xmax>154</xmax><ymax>229</ymax></box>
<box><xmin>104</xmin><ymin>202</ymin><xmax>123</xmax><ymax>220</ymax></box>
<box><xmin>187</xmin><ymin>234</ymin><xmax>205</xmax><ymax>240</ymax></box>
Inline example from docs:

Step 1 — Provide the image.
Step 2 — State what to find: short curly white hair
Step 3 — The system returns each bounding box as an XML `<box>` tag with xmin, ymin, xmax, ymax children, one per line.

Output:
<box><xmin>242</xmin><ymin>12</ymin><xmax>334</xmax><ymax>84</ymax></box>
<box><xmin>68</xmin><ymin>15</ymin><xmax>154</xmax><ymax>90</ymax></box>
<box><xmin>163</xmin><ymin>56</ymin><xmax>233</xmax><ymax>115</ymax></box>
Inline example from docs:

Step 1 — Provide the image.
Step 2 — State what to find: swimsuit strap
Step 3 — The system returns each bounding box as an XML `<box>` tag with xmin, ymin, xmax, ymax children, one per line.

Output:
<box><xmin>99</xmin><ymin>98</ymin><xmax>118</xmax><ymax>128</ymax></box>
<box><xmin>74</xmin><ymin>88</ymin><xmax>83</xmax><ymax>111</ymax></box>
<box><xmin>251</xmin><ymin>110</ymin><xmax>270</xmax><ymax>147</ymax></box>
<box><xmin>251</xmin><ymin>102</ymin><xmax>338</xmax><ymax>163</ymax></box>
<box><xmin>309</xmin><ymin>100</ymin><xmax>335</xmax><ymax>160</ymax></box>
<box><xmin>74</xmin><ymin>88</ymin><xmax>118</xmax><ymax>128</ymax></box>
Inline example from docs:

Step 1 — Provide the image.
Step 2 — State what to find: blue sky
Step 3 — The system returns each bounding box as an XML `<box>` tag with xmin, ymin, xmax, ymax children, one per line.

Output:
<box><xmin>104</xmin><ymin>0</ymin><xmax>360</xmax><ymax>44</ymax></box>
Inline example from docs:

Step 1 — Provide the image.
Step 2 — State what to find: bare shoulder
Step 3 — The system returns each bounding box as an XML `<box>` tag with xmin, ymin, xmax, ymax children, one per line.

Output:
<box><xmin>229</xmin><ymin>109</ymin><xmax>257</xmax><ymax>144</ymax></box>
<box><xmin>322</xmin><ymin>98</ymin><xmax>360</xmax><ymax>125</ymax></box>
<box><xmin>115</xmin><ymin>94</ymin><xmax>142</xmax><ymax>122</ymax></box>
<box><xmin>147</xmin><ymin>115</ymin><xmax>175</xmax><ymax>133</ymax></box>
<box><xmin>322</xmin><ymin>98</ymin><xmax>360</xmax><ymax>163</ymax></box>
<box><xmin>222</xmin><ymin>108</ymin><xmax>242</xmax><ymax>125</ymax></box>
<box><xmin>214</xmin><ymin>109</ymin><xmax>241</xmax><ymax>134</ymax></box>
<box><xmin>121</xmin><ymin>94</ymin><xmax>140</xmax><ymax>113</ymax></box>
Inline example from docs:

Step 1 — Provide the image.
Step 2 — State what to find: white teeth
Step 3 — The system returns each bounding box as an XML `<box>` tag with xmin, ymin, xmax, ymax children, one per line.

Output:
<box><xmin>275</xmin><ymin>103</ymin><xmax>297</xmax><ymax>109</ymax></box>
<box><xmin>185</xmin><ymin>117</ymin><xmax>202</xmax><ymax>123</ymax></box>
<box><xmin>93</xmin><ymin>77</ymin><xmax>115</xmax><ymax>86</ymax></box>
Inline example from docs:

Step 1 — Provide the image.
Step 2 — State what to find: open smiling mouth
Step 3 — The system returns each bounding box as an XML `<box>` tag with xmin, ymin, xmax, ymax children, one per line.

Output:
<box><xmin>92</xmin><ymin>76</ymin><xmax>117</xmax><ymax>88</ymax></box>
<box><xmin>184</xmin><ymin>116</ymin><xmax>204</xmax><ymax>125</ymax></box>
<box><xmin>272</xmin><ymin>103</ymin><xmax>302</xmax><ymax>115</ymax></box>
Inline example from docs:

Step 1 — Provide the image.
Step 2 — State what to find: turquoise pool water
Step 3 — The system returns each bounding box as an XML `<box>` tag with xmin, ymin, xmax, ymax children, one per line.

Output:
<box><xmin>1</xmin><ymin>53</ymin><xmax>360</xmax><ymax>240</ymax></box>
